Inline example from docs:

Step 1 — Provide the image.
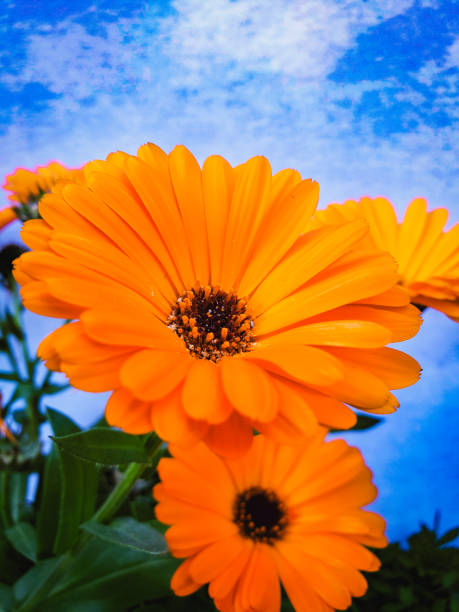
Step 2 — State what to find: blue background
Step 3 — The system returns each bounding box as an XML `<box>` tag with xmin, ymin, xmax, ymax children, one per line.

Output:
<box><xmin>0</xmin><ymin>0</ymin><xmax>458</xmax><ymax>542</ymax></box>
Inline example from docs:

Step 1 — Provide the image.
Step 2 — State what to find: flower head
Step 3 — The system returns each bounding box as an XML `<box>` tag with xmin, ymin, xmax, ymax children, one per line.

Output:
<box><xmin>3</xmin><ymin>161</ymin><xmax>84</xmax><ymax>208</ymax></box>
<box><xmin>14</xmin><ymin>144</ymin><xmax>421</xmax><ymax>456</ymax></box>
<box><xmin>311</xmin><ymin>197</ymin><xmax>459</xmax><ymax>321</ymax></box>
<box><xmin>154</xmin><ymin>434</ymin><xmax>387</xmax><ymax>611</ymax></box>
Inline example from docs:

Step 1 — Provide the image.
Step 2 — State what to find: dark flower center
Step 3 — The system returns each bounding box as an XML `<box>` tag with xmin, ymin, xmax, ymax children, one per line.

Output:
<box><xmin>0</xmin><ymin>244</ymin><xmax>26</xmax><ymax>289</ymax></box>
<box><xmin>168</xmin><ymin>286</ymin><xmax>255</xmax><ymax>362</ymax></box>
<box><xmin>233</xmin><ymin>486</ymin><xmax>288</xmax><ymax>545</ymax></box>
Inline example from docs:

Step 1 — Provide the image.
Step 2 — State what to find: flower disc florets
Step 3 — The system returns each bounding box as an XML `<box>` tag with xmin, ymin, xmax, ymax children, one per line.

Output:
<box><xmin>233</xmin><ymin>486</ymin><xmax>288</xmax><ymax>545</ymax></box>
<box><xmin>168</xmin><ymin>286</ymin><xmax>255</xmax><ymax>362</ymax></box>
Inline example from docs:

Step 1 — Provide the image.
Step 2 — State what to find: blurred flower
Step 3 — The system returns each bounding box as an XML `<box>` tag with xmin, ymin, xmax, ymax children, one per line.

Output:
<box><xmin>0</xmin><ymin>244</ymin><xmax>27</xmax><ymax>289</ymax></box>
<box><xmin>155</xmin><ymin>434</ymin><xmax>387</xmax><ymax>612</ymax></box>
<box><xmin>311</xmin><ymin>197</ymin><xmax>459</xmax><ymax>321</ymax></box>
<box><xmin>0</xmin><ymin>206</ymin><xmax>17</xmax><ymax>230</ymax></box>
<box><xmin>14</xmin><ymin>144</ymin><xmax>421</xmax><ymax>456</ymax></box>
<box><xmin>3</xmin><ymin>161</ymin><xmax>84</xmax><ymax>213</ymax></box>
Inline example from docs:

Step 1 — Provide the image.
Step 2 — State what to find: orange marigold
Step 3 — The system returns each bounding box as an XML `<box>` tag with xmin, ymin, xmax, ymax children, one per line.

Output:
<box><xmin>155</xmin><ymin>434</ymin><xmax>387</xmax><ymax>612</ymax></box>
<box><xmin>3</xmin><ymin>161</ymin><xmax>84</xmax><ymax>206</ymax></box>
<box><xmin>311</xmin><ymin>197</ymin><xmax>459</xmax><ymax>322</ymax></box>
<box><xmin>13</xmin><ymin>144</ymin><xmax>421</xmax><ymax>457</ymax></box>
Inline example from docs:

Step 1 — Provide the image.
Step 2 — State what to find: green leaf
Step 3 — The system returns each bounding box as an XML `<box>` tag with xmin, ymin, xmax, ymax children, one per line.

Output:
<box><xmin>35</xmin><ymin>409</ymin><xmax>99</xmax><ymax>557</ymax></box>
<box><xmin>41</xmin><ymin>383</ymin><xmax>70</xmax><ymax>396</ymax></box>
<box><xmin>3</xmin><ymin>311</ymin><xmax>23</xmax><ymax>340</ymax></box>
<box><xmin>438</xmin><ymin>527</ymin><xmax>459</xmax><ymax>546</ymax></box>
<box><xmin>8</xmin><ymin>473</ymin><xmax>29</xmax><ymax>524</ymax></box>
<box><xmin>5</xmin><ymin>522</ymin><xmax>37</xmax><ymax>562</ymax></box>
<box><xmin>15</xmin><ymin>538</ymin><xmax>179</xmax><ymax>611</ymax></box>
<box><xmin>45</xmin><ymin>409</ymin><xmax>99</xmax><ymax>556</ymax></box>
<box><xmin>0</xmin><ymin>371</ymin><xmax>19</xmax><ymax>381</ymax></box>
<box><xmin>52</xmin><ymin>446</ymin><xmax>98</xmax><ymax>555</ymax></box>
<box><xmin>0</xmin><ymin>583</ymin><xmax>13</xmax><ymax>611</ymax></box>
<box><xmin>81</xmin><ymin>517</ymin><xmax>168</xmax><ymax>556</ymax></box>
<box><xmin>36</xmin><ymin>446</ymin><xmax>61</xmax><ymax>558</ymax></box>
<box><xmin>47</xmin><ymin>408</ymin><xmax>80</xmax><ymax>437</ymax></box>
<box><xmin>51</xmin><ymin>428</ymin><xmax>153</xmax><ymax>465</ymax></box>
<box><xmin>13</xmin><ymin>556</ymin><xmax>63</xmax><ymax>608</ymax></box>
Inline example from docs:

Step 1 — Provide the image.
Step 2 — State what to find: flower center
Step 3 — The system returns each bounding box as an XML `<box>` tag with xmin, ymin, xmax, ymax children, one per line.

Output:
<box><xmin>168</xmin><ymin>286</ymin><xmax>255</xmax><ymax>362</ymax></box>
<box><xmin>233</xmin><ymin>486</ymin><xmax>288</xmax><ymax>545</ymax></box>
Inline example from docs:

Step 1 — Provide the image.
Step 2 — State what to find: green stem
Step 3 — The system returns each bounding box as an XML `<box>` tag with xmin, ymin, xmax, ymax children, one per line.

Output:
<box><xmin>93</xmin><ymin>437</ymin><xmax>163</xmax><ymax>524</ymax></box>
<box><xmin>4</xmin><ymin>335</ymin><xmax>22</xmax><ymax>380</ymax></box>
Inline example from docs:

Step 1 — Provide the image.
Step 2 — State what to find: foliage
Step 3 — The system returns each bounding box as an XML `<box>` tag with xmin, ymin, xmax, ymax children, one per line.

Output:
<box><xmin>352</xmin><ymin>518</ymin><xmax>459</xmax><ymax>612</ymax></box>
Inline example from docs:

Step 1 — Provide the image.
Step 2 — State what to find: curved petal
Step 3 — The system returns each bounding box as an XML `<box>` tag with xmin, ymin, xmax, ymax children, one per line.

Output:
<box><xmin>204</xmin><ymin>412</ymin><xmax>254</xmax><ymax>459</ymax></box>
<box><xmin>182</xmin><ymin>359</ymin><xmax>232</xmax><ymax>424</ymax></box>
<box><xmin>258</xmin><ymin>320</ymin><xmax>392</xmax><ymax>349</ymax></box>
<box><xmin>120</xmin><ymin>349</ymin><xmax>191</xmax><ymax>401</ymax></box>
<box><xmin>105</xmin><ymin>388</ymin><xmax>154</xmax><ymax>434</ymax></box>
<box><xmin>246</xmin><ymin>345</ymin><xmax>343</xmax><ymax>387</ymax></box>
<box><xmin>220</xmin><ymin>357</ymin><xmax>278</xmax><ymax>422</ymax></box>
<box><xmin>169</xmin><ymin>145</ymin><xmax>210</xmax><ymax>284</ymax></box>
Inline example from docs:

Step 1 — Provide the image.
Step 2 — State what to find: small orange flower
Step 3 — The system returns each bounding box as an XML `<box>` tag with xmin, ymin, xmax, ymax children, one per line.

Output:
<box><xmin>155</xmin><ymin>434</ymin><xmax>387</xmax><ymax>612</ymax></box>
<box><xmin>311</xmin><ymin>197</ymin><xmax>459</xmax><ymax>321</ymax></box>
<box><xmin>3</xmin><ymin>161</ymin><xmax>84</xmax><ymax>206</ymax></box>
<box><xmin>13</xmin><ymin>144</ymin><xmax>421</xmax><ymax>456</ymax></box>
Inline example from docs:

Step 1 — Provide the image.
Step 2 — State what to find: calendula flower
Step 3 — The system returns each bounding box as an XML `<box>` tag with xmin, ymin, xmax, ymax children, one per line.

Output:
<box><xmin>311</xmin><ymin>197</ymin><xmax>459</xmax><ymax>321</ymax></box>
<box><xmin>3</xmin><ymin>161</ymin><xmax>84</xmax><ymax>207</ymax></box>
<box><xmin>0</xmin><ymin>206</ymin><xmax>17</xmax><ymax>230</ymax></box>
<box><xmin>14</xmin><ymin>144</ymin><xmax>421</xmax><ymax>456</ymax></box>
<box><xmin>154</xmin><ymin>434</ymin><xmax>387</xmax><ymax>612</ymax></box>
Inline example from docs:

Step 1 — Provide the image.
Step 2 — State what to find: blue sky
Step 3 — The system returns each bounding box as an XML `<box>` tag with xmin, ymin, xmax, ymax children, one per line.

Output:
<box><xmin>1</xmin><ymin>0</ymin><xmax>458</xmax><ymax>542</ymax></box>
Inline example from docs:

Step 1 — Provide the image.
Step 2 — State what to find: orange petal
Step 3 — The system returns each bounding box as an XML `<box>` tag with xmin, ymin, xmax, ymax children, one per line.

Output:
<box><xmin>220</xmin><ymin>156</ymin><xmax>272</xmax><ymax>289</ymax></box>
<box><xmin>327</xmin><ymin>347</ymin><xmax>421</xmax><ymax>390</ymax></box>
<box><xmin>259</xmin><ymin>319</ymin><xmax>391</xmax><ymax>349</ymax></box>
<box><xmin>81</xmin><ymin>308</ymin><xmax>183</xmax><ymax>350</ymax></box>
<box><xmin>238</xmin><ymin>178</ymin><xmax>319</xmax><ymax>296</ymax></box>
<box><xmin>204</xmin><ymin>412</ymin><xmax>254</xmax><ymax>459</ymax></box>
<box><xmin>255</xmin><ymin>377</ymin><xmax>319</xmax><ymax>444</ymax></box>
<box><xmin>250</xmin><ymin>219</ymin><xmax>368</xmax><ymax>315</ymax></box>
<box><xmin>246</xmin><ymin>345</ymin><xmax>343</xmax><ymax>387</ymax></box>
<box><xmin>171</xmin><ymin>558</ymin><xmax>201</xmax><ymax>596</ymax></box>
<box><xmin>220</xmin><ymin>357</ymin><xmax>278</xmax><ymax>422</ymax></box>
<box><xmin>182</xmin><ymin>360</ymin><xmax>232</xmax><ymax>424</ymax></box>
<box><xmin>169</xmin><ymin>145</ymin><xmax>210</xmax><ymax>285</ymax></box>
<box><xmin>120</xmin><ymin>349</ymin><xmax>191</xmax><ymax>401</ymax></box>
<box><xmin>236</xmin><ymin>545</ymin><xmax>281</xmax><ymax>612</ymax></box>
<box><xmin>151</xmin><ymin>385</ymin><xmax>191</xmax><ymax>443</ymax></box>
<box><xmin>256</xmin><ymin>252</ymin><xmax>397</xmax><ymax>334</ymax></box>
<box><xmin>125</xmin><ymin>156</ymin><xmax>196</xmax><ymax>289</ymax></box>
<box><xmin>274</xmin><ymin>549</ymin><xmax>333</xmax><ymax>612</ymax></box>
<box><xmin>20</xmin><ymin>219</ymin><xmax>52</xmax><ymax>250</ymax></box>
<box><xmin>189</xmin><ymin>534</ymin><xmax>246</xmax><ymax>584</ymax></box>
<box><xmin>202</xmin><ymin>155</ymin><xmax>234</xmax><ymax>285</ymax></box>
<box><xmin>105</xmin><ymin>388</ymin><xmax>154</xmax><ymax>434</ymax></box>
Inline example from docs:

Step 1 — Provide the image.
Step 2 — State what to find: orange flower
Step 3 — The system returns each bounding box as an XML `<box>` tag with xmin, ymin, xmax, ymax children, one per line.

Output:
<box><xmin>155</xmin><ymin>434</ymin><xmax>387</xmax><ymax>612</ymax></box>
<box><xmin>14</xmin><ymin>144</ymin><xmax>421</xmax><ymax>456</ymax></box>
<box><xmin>311</xmin><ymin>197</ymin><xmax>459</xmax><ymax>321</ymax></box>
<box><xmin>3</xmin><ymin>161</ymin><xmax>84</xmax><ymax>206</ymax></box>
<box><xmin>0</xmin><ymin>206</ymin><xmax>17</xmax><ymax>230</ymax></box>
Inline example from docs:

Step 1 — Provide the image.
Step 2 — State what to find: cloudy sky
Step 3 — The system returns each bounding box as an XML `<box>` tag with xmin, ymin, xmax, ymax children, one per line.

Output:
<box><xmin>1</xmin><ymin>0</ymin><xmax>458</xmax><ymax>541</ymax></box>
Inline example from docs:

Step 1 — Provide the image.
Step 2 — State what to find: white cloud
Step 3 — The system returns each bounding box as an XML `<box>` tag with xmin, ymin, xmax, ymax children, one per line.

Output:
<box><xmin>162</xmin><ymin>0</ymin><xmax>413</xmax><ymax>82</ymax></box>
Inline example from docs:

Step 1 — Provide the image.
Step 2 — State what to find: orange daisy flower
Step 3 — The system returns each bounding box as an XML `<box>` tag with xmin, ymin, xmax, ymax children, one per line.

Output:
<box><xmin>13</xmin><ymin>144</ymin><xmax>421</xmax><ymax>456</ymax></box>
<box><xmin>311</xmin><ymin>197</ymin><xmax>459</xmax><ymax>322</ymax></box>
<box><xmin>155</xmin><ymin>434</ymin><xmax>387</xmax><ymax>612</ymax></box>
<box><xmin>3</xmin><ymin>161</ymin><xmax>84</xmax><ymax>206</ymax></box>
